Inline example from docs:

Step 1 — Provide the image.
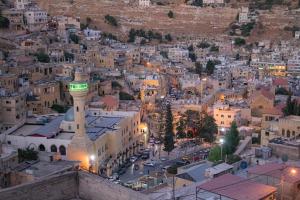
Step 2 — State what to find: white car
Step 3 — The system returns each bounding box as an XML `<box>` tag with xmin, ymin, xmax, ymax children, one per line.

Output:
<box><xmin>130</xmin><ymin>156</ymin><xmax>138</xmax><ymax>163</ymax></box>
<box><xmin>143</xmin><ymin>161</ymin><xmax>155</xmax><ymax>167</ymax></box>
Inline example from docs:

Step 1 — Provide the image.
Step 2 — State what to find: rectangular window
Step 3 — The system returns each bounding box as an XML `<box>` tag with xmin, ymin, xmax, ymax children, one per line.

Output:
<box><xmin>77</xmin><ymin>124</ymin><xmax>79</xmax><ymax>129</ymax></box>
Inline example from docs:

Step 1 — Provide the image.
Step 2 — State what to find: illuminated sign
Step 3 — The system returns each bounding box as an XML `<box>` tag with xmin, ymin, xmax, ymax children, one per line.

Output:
<box><xmin>69</xmin><ymin>83</ymin><xmax>88</xmax><ymax>92</ymax></box>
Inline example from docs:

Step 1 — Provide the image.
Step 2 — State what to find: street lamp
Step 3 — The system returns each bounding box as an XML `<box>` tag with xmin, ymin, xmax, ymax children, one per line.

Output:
<box><xmin>219</xmin><ymin>138</ymin><xmax>224</xmax><ymax>161</ymax></box>
<box><xmin>290</xmin><ymin>168</ymin><xmax>297</xmax><ymax>175</ymax></box>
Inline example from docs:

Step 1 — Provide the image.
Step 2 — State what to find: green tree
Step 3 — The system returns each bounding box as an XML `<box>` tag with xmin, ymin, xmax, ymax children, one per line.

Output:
<box><xmin>18</xmin><ymin>147</ymin><xmax>38</xmax><ymax>162</ymax></box>
<box><xmin>69</xmin><ymin>33</ymin><xmax>80</xmax><ymax>44</ymax></box>
<box><xmin>283</xmin><ymin>94</ymin><xmax>293</xmax><ymax>116</ymax></box>
<box><xmin>104</xmin><ymin>15</ymin><xmax>118</xmax><ymax>27</ymax></box>
<box><xmin>197</xmin><ymin>41</ymin><xmax>210</xmax><ymax>49</ymax></box>
<box><xmin>51</xmin><ymin>104</ymin><xmax>69</xmax><ymax>113</ymax></box>
<box><xmin>206</xmin><ymin>60</ymin><xmax>215</xmax><ymax>75</ymax></box>
<box><xmin>119</xmin><ymin>91</ymin><xmax>134</xmax><ymax>100</ymax></box>
<box><xmin>210</xmin><ymin>45</ymin><xmax>219</xmax><ymax>52</ymax></box>
<box><xmin>176</xmin><ymin>117</ymin><xmax>186</xmax><ymax>138</ymax></box>
<box><xmin>164</xmin><ymin>104</ymin><xmax>175</xmax><ymax>155</ymax></box>
<box><xmin>195</xmin><ymin>62</ymin><xmax>203</xmax><ymax>76</ymax></box>
<box><xmin>0</xmin><ymin>15</ymin><xmax>9</xmax><ymax>29</ymax></box>
<box><xmin>64</xmin><ymin>51</ymin><xmax>74</xmax><ymax>61</ymax></box>
<box><xmin>275</xmin><ymin>87</ymin><xmax>289</xmax><ymax>95</ymax></box>
<box><xmin>192</xmin><ymin>0</ymin><xmax>203</xmax><ymax>7</ymax></box>
<box><xmin>234</xmin><ymin>37</ymin><xmax>246</xmax><ymax>46</ymax></box>
<box><xmin>167</xmin><ymin>10</ymin><xmax>174</xmax><ymax>18</ymax></box>
<box><xmin>208</xmin><ymin>146</ymin><xmax>222</xmax><ymax>162</ymax></box>
<box><xmin>35</xmin><ymin>52</ymin><xmax>50</xmax><ymax>63</ymax></box>
<box><xmin>224</xmin><ymin>121</ymin><xmax>240</xmax><ymax>155</ymax></box>
<box><xmin>165</xmin><ymin>34</ymin><xmax>172</xmax><ymax>42</ymax></box>
<box><xmin>200</xmin><ymin>114</ymin><xmax>217</xmax><ymax>143</ymax></box>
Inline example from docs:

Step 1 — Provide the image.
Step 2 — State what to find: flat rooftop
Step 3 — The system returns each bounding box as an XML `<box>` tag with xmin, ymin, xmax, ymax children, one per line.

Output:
<box><xmin>17</xmin><ymin>160</ymin><xmax>78</xmax><ymax>178</ymax></box>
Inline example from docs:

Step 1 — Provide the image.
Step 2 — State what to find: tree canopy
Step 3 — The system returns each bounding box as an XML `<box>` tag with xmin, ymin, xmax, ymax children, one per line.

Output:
<box><xmin>199</xmin><ymin>114</ymin><xmax>217</xmax><ymax>143</ymax></box>
<box><xmin>164</xmin><ymin>104</ymin><xmax>175</xmax><ymax>154</ymax></box>
<box><xmin>224</xmin><ymin>121</ymin><xmax>240</xmax><ymax>155</ymax></box>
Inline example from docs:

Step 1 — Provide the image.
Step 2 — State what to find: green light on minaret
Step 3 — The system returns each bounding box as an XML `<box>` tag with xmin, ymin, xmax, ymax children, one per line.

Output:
<box><xmin>69</xmin><ymin>83</ymin><xmax>88</xmax><ymax>92</ymax></box>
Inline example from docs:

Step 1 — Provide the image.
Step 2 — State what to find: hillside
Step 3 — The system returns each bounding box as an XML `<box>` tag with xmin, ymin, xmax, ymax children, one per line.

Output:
<box><xmin>35</xmin><ymin>0</ymin><xmax>300</xmax><ymax>42</ymax></box>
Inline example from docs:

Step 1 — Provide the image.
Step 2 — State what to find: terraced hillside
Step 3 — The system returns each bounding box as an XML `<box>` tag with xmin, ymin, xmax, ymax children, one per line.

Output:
<box><xmin>36</xmin><ymin>0</ymin><xmax>299</xmax><ymax>41</ymax></box>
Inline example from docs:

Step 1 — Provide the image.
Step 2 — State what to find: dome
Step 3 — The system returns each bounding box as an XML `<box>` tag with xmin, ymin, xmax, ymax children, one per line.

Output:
<box><xmin>64</xmin><ymin>107</ymin><xmax>74</xmax><ymax>122</ymax></box>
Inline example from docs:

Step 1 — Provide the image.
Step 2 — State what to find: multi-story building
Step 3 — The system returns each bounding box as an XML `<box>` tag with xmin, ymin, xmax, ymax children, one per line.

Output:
<box><xmin>213</xmin><ymin>104</ymin><xmax>242</xmax><ymax>132</ymax></box>
<box><xmin>238</xmin><ymin>7</ymin><xmax>250</xmax><ymax>23</ymax></box>
<box><xmin>2</xmin><ymin>9</ymin><xmax>25</xmax><ymax>30</ymax></box>
<box><xmin>203</xmin><ymin>0</ymin><xmax>224</xmax><ymax>5</ymax></box>
<box><xmin>0</xmin><ymin>143</ymin><xmax>18</xmax><ymax>188</ymax></box>
<box><xmin>83</xmin><ymin>28</ymin><xmax>101</xmax><ymax>41</ymax></box>
<box><xmin>139</xmin><ymin>0</ymin><xmax>151</xmax><ymax>7</ymax></box>
<box><xmin>0</xmin><ymin>74</ymin><xmax>19</xmax><ymax>93</ymax></box>
<box><xmin>27</xmin><ymin>80</ymin><xmax>61</xmax><ymax>114</ymax></box>
<box><xmin>0</xmin><ymin>93</ymin><xmax>26</xmax><ymax>132</ymax></box>
<box><xmin>24</xmin><ymin>6</ymin><xmax>48</xmax><ymax>32</ymax></box>
<box><xmin>168</xmin><ymin>48</ymin><xmax>189</xmax><ymax>63</ymax></box>
<box><xmin>250</xmin><ymin>89</ymin><xmax>274</xmax><ymax>117</ymax></box>
<box><xmin>261</xmin><ymin>115</ymin><xmax>300</xmax><ymax>146</ymax></box>
<box><xmin>15</xmin><ymin>0</ymin><xmax>31</xmax><ymax>10</ymax></box>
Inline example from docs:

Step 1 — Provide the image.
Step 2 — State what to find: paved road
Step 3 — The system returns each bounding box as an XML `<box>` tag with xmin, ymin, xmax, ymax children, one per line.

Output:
<box><xmin>119</xmin><ymin>144</ymin><xmax>209</xmax><ymax>183</ymax></box>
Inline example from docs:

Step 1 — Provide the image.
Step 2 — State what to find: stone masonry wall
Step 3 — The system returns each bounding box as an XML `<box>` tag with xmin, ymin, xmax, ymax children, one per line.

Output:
<box><xmin>78</xmin><ymin>172</ymin><xmax>150</xmax><ymax>200</ymax></box>
<box><xmin>0</xmin><ymin>172</ymin><xmax>78</xmax><ymax>200</ymax></box>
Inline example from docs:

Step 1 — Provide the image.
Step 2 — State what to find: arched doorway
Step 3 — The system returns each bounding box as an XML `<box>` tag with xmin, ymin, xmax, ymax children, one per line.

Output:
<box><xmin>38</xmin><ymin>144</ymin><xmax>45</xmax><ymax>151</ymax></box>
<box><xmin>59</xmin><ymin>145</ymin><xmax>66</xmax><ymax>156</ymax></box>
<box><xmin>50</xmin><ymin>145</ymin><xmax>57</xmax><ymax>152</ymax></box>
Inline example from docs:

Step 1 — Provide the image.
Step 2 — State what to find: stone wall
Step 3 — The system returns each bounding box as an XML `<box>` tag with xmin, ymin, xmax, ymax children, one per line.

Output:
<box><xmin>78</xmin><ymin>172</ymin><xmax>150</xmax><ymax>200</ymax></box>
<box><xmin>0</xmin><ymin>171</ymin><xmax>78</xmax><ymax>200</ymax></box>
<box><xmin>0</xmin><ymin>171</ymin><xmax>150</xmax><ymax>200</ymax></box>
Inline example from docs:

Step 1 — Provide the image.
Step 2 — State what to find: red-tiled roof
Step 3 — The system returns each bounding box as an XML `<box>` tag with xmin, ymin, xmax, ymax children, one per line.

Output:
<box><xmin>197</xmin><ymin>174</ymin><xmax>276</xmax><ymax>200</ymax></box>
<box><xmin>248</xmin><ymin>163</ymin><xmax>300</xmax><ymax>184</ymax></box>
<box><xmin>273</xmin><ymin>78</ymin><xmax>288</xmax><ymax>86</ymax></box>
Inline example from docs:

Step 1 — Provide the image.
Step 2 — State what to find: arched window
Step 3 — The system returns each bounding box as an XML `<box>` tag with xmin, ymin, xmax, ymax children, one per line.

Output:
<box><xmin>282</xmin><ymin>129</ymin><xmax>285</xmax><ymax>136</ymax></box>
<box><xmin>50</xmin><ymin>145</ymin><xmax>57</xmax><ymax>152</ymax></box>
<box><xmin>39</xmin><ymin>144</ymin><xmax>45</xmax><ymax>151</ymax></box>
<box><xmin>59</xmin><ymin>145</ymin><xmax>66</xmax><ymax>156</ymax></box>
<box><xmin>287</xmin><ymin>130</ymin><xmax>291</xmax><ymax>138</ymax></box>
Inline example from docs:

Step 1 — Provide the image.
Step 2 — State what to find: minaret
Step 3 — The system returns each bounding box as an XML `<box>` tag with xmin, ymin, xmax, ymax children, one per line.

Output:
<box><xmin>69</xmin><ymin>69</ymin><xmax>89</xmax><ymax>137</ymax></box>
<box><xmin>67</xmin><ymin>68</ymin><xmax>93</xmax><ymax>170</ymax></box>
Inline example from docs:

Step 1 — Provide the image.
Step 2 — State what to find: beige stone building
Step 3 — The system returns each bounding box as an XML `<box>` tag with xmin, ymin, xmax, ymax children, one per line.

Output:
<box><xmin>27</xmin><ymin>80</ymin><xmax>61</xmax><ymax>114</ymax></box>
<box><xmin>250</xmin><ymin>89</ymin><xmax>275</xmax><ymax>117</ymax></box>
<box><xmin>0</xmin><ymin>93</ymin><xmax>26</xmax><ymax>132</ymax></box>
<box><xmin>213</xmin><ymin>104</ymin><xmax>242</xmax><ymax>132</ymax></box>
<box><xmin>261</xmin><ymin>115</ymin><xmax>300</xmax><ymax>146</ymax></box>
<box><xmin>0</xmin><ymin>74</ymin><xmax>19</xmax><ymax>93</ymax></box>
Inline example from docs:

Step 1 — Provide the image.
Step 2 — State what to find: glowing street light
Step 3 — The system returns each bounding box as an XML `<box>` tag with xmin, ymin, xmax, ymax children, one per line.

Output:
<box><xmin>290</xmin><ymin>168</ymin><xmax>297</xmax><ymax>175</ymax></box>
<box><xmin>219</xmin><ymin>138</ymin><xmax>224</xmax><ymax>144</ymax></box>
<box><xmin>90</xmin><ymin>154</ymin><xmax>95</xmax><ymax>161</ymax></box>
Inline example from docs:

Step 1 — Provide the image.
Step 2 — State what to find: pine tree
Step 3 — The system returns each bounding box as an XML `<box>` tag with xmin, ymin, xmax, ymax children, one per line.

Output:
<box><xmin>224</xmin><ymin>121</ymin><xmax>240</xmax><ymax>155</ymax></box>
<box><xmin>195</xmin><ymin>62</ymin><xmax>203</xmax><ymax>76</ymax></box>
<box><xmin>176</xmin><ymin>117</ymin><xmax>186</xmax><ymax>138</ymax></box>
<box><xmin>163</xmin><ymin>104</ymin><xmax>175</xmax><ymax>155</ymax></box>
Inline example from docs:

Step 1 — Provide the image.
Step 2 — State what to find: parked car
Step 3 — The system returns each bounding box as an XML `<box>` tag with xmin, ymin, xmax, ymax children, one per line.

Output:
<box><xmin>143</xmin><ymin>161</ymin><xmax>155</xmax><ymax>167</ymax></box>
<box><xmin>141</xmin><ymin>153</ymin><xmax>150</xmax><ymax>160</ymax></box>
<box><xmin>160</xmin><ymin>157</ymin><xmax>168</xmax><ymax>161</ymax></box>
<box><xmin>176</xmin><ymin>160</ymin><xmax>190</xmax><ymax>166</ymax></box>
<box><xmin>130</xmin><ymin>156</ymin><xmax>138</xmax><ymax>163</ymax></box>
